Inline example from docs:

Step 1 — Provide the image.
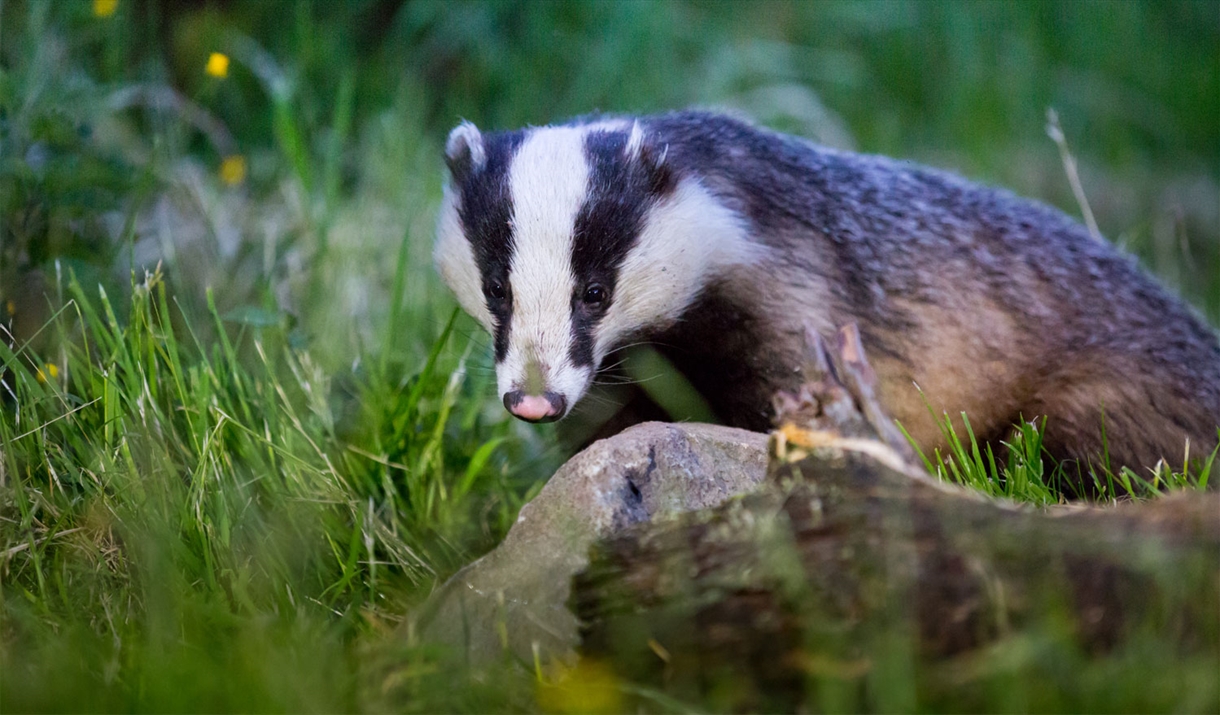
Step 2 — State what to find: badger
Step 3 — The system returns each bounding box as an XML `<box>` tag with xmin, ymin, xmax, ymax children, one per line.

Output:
<box><xmin>434</xmin><ymin>110</ymin><xmax>1220</xmax><ymax>479</ymax></box>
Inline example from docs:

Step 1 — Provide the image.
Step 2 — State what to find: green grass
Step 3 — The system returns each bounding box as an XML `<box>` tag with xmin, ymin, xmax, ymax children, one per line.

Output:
<box><xmin>899</xmin><ymin>409</ymin><xmax>1217</xmax><ymax>506</ymax></box>
<box><xmin>1</xmin><ymin>1</ymin><xmax>1217</xmax><ymax>711</ymax></box>
<box><xmin>0</xmin><ymin>265</ymin><xmax>544</xmax><ymax>710</ymax></box>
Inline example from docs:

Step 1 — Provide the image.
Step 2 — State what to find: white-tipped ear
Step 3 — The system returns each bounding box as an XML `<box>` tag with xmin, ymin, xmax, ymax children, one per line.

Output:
<box><xmin>624</xmin><ymin>120</ymin><xmax>645</xmax><ymax>159</ymax></box>
<box><xmin>445</xmin><ymin>120</ymin><xmax>486</xmax><ymax>179</ymax></box>
<box><xmin>627</xmin><ymin>123</ymin><xmax>674</xmax><ymax>195</ymax></box>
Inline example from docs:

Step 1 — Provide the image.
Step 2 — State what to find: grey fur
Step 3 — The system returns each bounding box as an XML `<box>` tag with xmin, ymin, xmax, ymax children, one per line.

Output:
<box><xmin>446</xmin><ymin>110</ymin><xmax>1220</xmax><ymax>481</ymax></box>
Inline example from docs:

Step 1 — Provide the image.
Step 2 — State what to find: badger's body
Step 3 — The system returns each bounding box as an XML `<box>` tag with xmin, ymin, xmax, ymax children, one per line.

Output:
<box><xmin>435</xmin><ymin>110</ymin><xmax>1220</xmax><ymax>477</ymax></box>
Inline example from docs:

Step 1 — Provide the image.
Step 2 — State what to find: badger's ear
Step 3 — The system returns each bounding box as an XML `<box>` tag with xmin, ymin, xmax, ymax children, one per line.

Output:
<box><xmin>625</xmin><ymin>122</ymin><xmax>675</xmax><ymax>197</ymax></box>
<box><xmin>445</xmin><ymin>121</ymin><xmax>485</xmax><ymax>182</ymax></box>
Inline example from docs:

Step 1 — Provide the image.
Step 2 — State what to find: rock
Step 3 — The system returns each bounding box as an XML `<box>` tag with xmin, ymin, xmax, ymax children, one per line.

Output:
<box><xmin>417</xmin><ymin>421</ymin><xmax>768</xmax><ymax>665</ymax></box>
<box><xmin>574</xmin><ymin>440</ymin><xmax>1220</xmax><ymax>711</ymax></box>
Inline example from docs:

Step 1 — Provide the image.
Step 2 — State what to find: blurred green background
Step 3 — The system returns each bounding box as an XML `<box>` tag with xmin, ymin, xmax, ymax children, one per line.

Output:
<box><xmin>0</xmin><ymin>0</ymin><xmax>1216</xmax><ymax>711</ymax></box>
<box><xmin>3</xmin><ymin>0</ymin><xmax>1216</xmax><ymax>340</ymax></box>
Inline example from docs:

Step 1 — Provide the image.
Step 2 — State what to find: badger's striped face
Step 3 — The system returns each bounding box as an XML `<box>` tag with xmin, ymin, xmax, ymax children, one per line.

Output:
<box><xmin>435</xmin><ymin>119</ymin><xmax>756</xmax><ymax>423</ymax></box>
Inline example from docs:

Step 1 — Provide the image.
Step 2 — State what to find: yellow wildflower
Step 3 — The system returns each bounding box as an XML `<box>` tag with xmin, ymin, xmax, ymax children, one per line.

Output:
<box><xmin>5</xmin><ymin>300</ymin><xmax>14</xmax><ymax>316</ymax></box>
<box><xmin>219</xmin><ymin>155</ymin><xmax>247</xmax><ymax>186</ymax></box>
<box><xmin>205</xmin><ymin>52</ymin><xmax>230</xmax><ymax>79</ymax></box>
<box><xmin>536</xmin><ymin>658</ymin><xmax>622</xmax><ymax>714</ymax></box>
<box><xmin>93</xmin><ymin>0</ymin><xmax>118</xmax><ymax>18</ymax></box>
<box><xmin>36</xmin><ymin>363</ymin><xmax>59</xmax><ymax>383</ymax></box>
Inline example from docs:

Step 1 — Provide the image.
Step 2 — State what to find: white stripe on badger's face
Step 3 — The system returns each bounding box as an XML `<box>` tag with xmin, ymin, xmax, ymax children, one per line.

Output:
<box><xmin>590</xmin><ymin>177</ymin><xmax>763</xmax><ymax>365</ymax></box>
<box><xmin>434</xmin><ymin>184</ymin><xmax>494</xmax><ymax>331</ymax></box>
<box><xmin>498</xmin><ymin>127</ymin><xmax>593</xmax><ymax>409</ymax></box>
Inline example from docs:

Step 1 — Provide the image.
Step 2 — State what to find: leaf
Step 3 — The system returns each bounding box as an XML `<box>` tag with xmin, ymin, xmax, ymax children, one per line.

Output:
<box><xmin>456</xmin><ymin>437</ymin><xmax>507</xmax><ymax>498</ymax></box>
<box><xmin>221</xmin><ymin>306</ymin><xmax>283</xmax><ymax>328</ymax></box>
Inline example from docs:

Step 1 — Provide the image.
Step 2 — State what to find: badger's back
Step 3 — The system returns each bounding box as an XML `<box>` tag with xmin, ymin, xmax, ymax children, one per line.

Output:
<box><xmin>640</xmin><ymin>111</ymin><xmax>1220</xmax><ymax>473</ymax></box>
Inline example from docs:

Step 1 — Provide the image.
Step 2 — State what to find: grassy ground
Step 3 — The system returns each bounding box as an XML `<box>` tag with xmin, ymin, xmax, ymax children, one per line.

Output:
<box><xmin>1</xmin><ymin>1</ymin><xmax>1217</xmax><ymax>711</ymax></box>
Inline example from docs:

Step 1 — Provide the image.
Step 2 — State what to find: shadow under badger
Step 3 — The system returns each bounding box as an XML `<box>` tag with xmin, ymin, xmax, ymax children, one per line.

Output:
<box><xmin>434</xmin><ymin>110</ymin><xmax>1220</xmax><ymax>480</ymax></box>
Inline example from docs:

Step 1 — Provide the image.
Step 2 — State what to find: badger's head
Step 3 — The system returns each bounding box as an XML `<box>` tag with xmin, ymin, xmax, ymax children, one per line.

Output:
<box><xmin>434</xmin><ymin>119</ymin><xmax>755</xmax><ymax>423</ymax></box>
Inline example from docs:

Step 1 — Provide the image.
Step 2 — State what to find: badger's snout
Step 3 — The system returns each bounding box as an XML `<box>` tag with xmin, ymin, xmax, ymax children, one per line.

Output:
<box><xmin>502</xmin><ymin>390</ymin><xmax>567</xmax><ymax>423</ymax></box>
<box><xmin>496</xmin><ymin>353</ymin><xmax>589</xmax><ymax>424</ymax></box>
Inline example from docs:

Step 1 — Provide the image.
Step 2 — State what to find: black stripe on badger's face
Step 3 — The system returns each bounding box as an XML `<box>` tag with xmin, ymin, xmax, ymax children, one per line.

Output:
<box><xmin>454</xmin><ymin>132</ymin><xmax>525</xmax><ymax>361</ymax></box>
<box><xmin>569</xmin><ymin>129</ymin><xmax>676</xmax><ymax>367</ymax></box>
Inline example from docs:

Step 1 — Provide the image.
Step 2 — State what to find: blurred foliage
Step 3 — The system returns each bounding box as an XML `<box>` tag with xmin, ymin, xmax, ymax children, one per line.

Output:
<box><xmin>2</xmin><ymin>0</ymin><xmax>1215</xmax><ymax>331</ymax></box>
<box><xmin>0</xmin><ymin>0</ymin><xmax>1216</xmax><ymax>711</ymax></box>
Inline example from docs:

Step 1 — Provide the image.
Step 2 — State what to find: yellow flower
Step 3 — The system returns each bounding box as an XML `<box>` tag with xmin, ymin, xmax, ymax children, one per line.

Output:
<box><xmin>205</xmin><ymin>52</ymin><xmax>230</xmax><ymax>79</ymax></box>
<box><xmin>5</xmin><ymin>300</ymin><xmax>15</xmax><ymax>316</ymax></box>
<box><xmin>536</xmin><ymin>658</ymin><xmax>622</xmax><ymax>714</ymax></box>
<box><xmin>220</xmin><ymin>155</ymin><xmax>247</xmax><ymax>186</ymax></box>
<box><xmin>93</xmin><ymin>0</ymin><xmax>118</xmax><ymax>18</ymax></box>
<box><xmin>36</xmin><ymin>363</ymin><xmax>59</xmax><ymax>383</ymax></box>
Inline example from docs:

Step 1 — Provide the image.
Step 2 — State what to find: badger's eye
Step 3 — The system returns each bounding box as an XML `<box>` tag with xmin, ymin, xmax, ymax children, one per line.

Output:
<box><xmin>582</xmin><ymin>283</ymin><xmax>608</xmax><ymax>307</ymax></box>
<box><xmin>486</xmin><ymin>279</ymin><xmax>506</xmax><ymax>302</ymax></box>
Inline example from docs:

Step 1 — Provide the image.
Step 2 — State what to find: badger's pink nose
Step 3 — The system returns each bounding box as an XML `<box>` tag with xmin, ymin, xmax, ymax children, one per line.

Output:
<box><xmin>503</xmin><ymin>391</ymin><xmax>566</xmax><ymax>423</ymax></box>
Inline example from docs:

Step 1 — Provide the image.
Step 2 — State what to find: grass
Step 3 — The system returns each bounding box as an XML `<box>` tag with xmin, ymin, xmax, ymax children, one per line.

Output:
<box><xmin>1</xmin><ymin>1</ymin><xmax>1217</xmax><ymax>712</ymax></box>
<box><xmin>0</xmin><ymin>264</ymin><xmax>542</xmax><ymax>710</ymax></box>
<box><xmin>899</xmin><ymin>408</ymin><xmax>1217</xmax><ymax>506</ymax></box>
